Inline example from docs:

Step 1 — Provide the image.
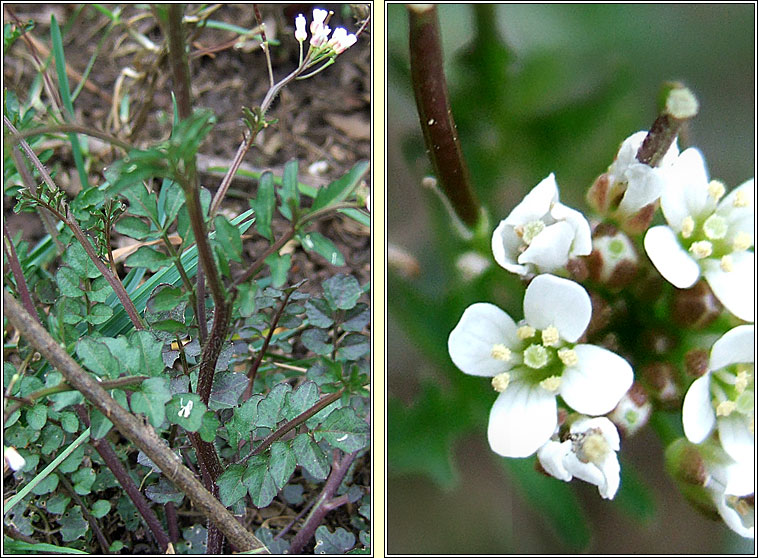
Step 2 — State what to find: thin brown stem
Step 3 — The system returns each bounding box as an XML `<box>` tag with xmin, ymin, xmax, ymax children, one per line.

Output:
<box><xmin>233</xmin><ymin>225</ymin><xmax>296</xmax><ymax>287</ymax></box>
<box><xmin>10</xmin><ymin>123</ymin><xmax>132</xmax><ymax>153</ymax></box>
<box><xmin>3</xmin><ymin>291</ymin><xmax>269</xmax><ymax>554</ymax></box>
<box><xmin>236</xmin><ymin>388</ymin><xmax>344</xmax><ymax>464</ymax></box>
<box><xmin>242</xmin><ymin>289</ymin><xmax>294</xmax><ymax>400</ymax></box>
<box><xmin>3</xmin><ymin>223</ymin><xmax>40</xmax><ymax>326</ymax></box>
<box><xmin>408</xmin><ymin>4</ymin><xmax>481</xmax><ymax>228</ymax></box>
<box><xmin>75</xmin><ymin>405</ymin><xmax>171</xmax><ymax>553</ymax></box>
<box><xmin>56</xmin><ymin>473</ymin><xmax>111</xmax><ymax>554</ymax></box>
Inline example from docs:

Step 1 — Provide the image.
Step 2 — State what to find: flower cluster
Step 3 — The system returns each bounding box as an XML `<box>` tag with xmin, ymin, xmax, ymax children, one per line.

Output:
<box><xmin>295</xmin><ymin>8</ymin><xmax>357</xmax><ymax>57</ymax></box>
<box><xmin>449</xmin><ymin>100</ymin><xmax>754</xmax><ymax>537</ymax></box>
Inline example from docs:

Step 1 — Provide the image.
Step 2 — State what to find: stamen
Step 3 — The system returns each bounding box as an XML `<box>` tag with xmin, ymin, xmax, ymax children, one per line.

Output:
<box><xmin>541</xmin><ymin>326</ymin><xmax>560</xmax><ymax>347</ymax></box>
<box><xmin>557</xmin><ymin>348</ymin><xmax>578</xmax><ymax>366</ymax></box>
<box><xmin>720</xmin><ymin>255</ymin><xmax>734</xmax><ymax>272</ymax></box>
<box><xmin>524</xmin><ymin>344</ymin><xmax>549</xmax><ymax>369</ymax></box>
<box><xmin>539</xmin><ymin>375</ymin><xmax>562</xmax><ymax>392</ymax></box>
<box><xmin>681</xmin><ymin>216</ymin><xmax>695</xmax><ymax>238</ymax></box>
<box><xmin>733</xmin><ymin>190</ymin><xmax>748</xmax><ymax>208</ymax></box>
<box><xmin>491</xmin><ymin>372</ymin><xmax>511</xmax><ymax>393</ymax></box>
<box><xmin>521</xmin><ymin>220</ymin><xmax>546</xmax><ymax>245</ymax></box>
<box><xmin>716</xmin><ymin>400</ymin><xmax>737</xmax><ymax>417</ymax></box>
<box><xmin>733</xmin><ymin>232</ymin><xmax>753</xmax><ymax>251</ymax></box>
<box><xmin>689</xmin><ymin>240</ymin><xmax>713</xmax><ymax>259</ymax></box>
<box><xmin>517</xmin><ymin>325</ymin><xmax>536</xmax><ymax>340</ymax></box>
<box><xmin>580</xmin><ymin>432</ymin><xmax>610</xmax><ymax>464</ymax></box>
<box><xmin>735</xmin><ymin>370</ymin><xmax>750</xmax><ymax>393</ymax></box>
<box><xmin>491</xmin><ymin>344</ymin><xmax>512</xmax><ymax>362</ymax></box>
<box><xmin>707</xmin><ymin>180</ymin><xmax>726</xmax><ymax>202</ymax></box>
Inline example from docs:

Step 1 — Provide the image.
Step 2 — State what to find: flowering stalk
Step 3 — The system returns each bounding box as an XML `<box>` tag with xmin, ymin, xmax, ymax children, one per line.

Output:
<box><xmin>408</xmin><ymin>4</ymin><xmax>482</xmax><ymax>229</ymax></box>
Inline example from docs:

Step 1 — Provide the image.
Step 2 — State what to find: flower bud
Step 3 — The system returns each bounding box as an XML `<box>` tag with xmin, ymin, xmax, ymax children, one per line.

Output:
<box><xmin>684</xmin><ymin>348</ymin><xmax>710</xmax><ymax>378</ymax></box>
<box><xmin>608</xmin><ymin>382</ymin><xmax>652</xmax><ymax>437</ymax></box>
<box><xmin>294</xmin><ymin>14</ymin><xmax>307</xmax><ymax>42</ymax></box>
<box><xmin>587</xmin><ymin>172</ymin><xmax>612</xmax><ymax>214</ymax></box>
<box><xmin>642</xmin><ymin>361</ymin><xmax>681</xmax><ymax>406</ymax></box>
<box><xmin>671</xmin><ymin>280</ymin><xmax>722</xmax><ymax>329</ymax></box>
<box><xmin>587</xmin><ymin>224</ymin><xmax>639</xmax><ymax>289</ymax></box>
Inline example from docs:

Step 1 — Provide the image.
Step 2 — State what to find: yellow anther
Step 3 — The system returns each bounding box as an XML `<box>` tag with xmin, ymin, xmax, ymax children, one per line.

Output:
<box><xmin>558</xmin><ymin>348</ymin><xmax>579</xmax><ymax>367</ymax></box>
<box><xmin>581</xmin><ymin>432</ymin><xmax>611</xmax><ymax>464</ymax></box>
<box><xmin>491</xmin><ymin>372</ymin><xmax>511</xmax><ymax>393</ymax></box>
<box><xmin>707</xmin><ymin>180</ymin><xmax>726</xmax><ymax>202</ymax></box>
<box><xmin>681</xmin><ymin>216</ymin><xmax>695</xmax><ymax>239</ymax></box>
<box><xmin>491</xmin><ymin>344</ymin><xmax>512</xmax><ymax>362</ymax></box>
<box><xmin>720</xmin><ymin>255</ymin><xmax>734</xmax><ymax>272</ymax></box>
<box><xmin>541</xmin><ymin>326</ymin><xmax>560</xmax><ymax>347</ymax></box>
<box><xmin>517</xmin><ymin>325</ymin><xmax>536</xmax><ymax>340</ymax></box>
<box><xmin>689</xmin><ymin>240</ymin><xmax>713</xmax><ymax>259</ymax></box>
<box><xmin>733</xmin><ymin>232</ymin><xmax>753</xmax><ymax>252</ymax></box>
<box><xmin>735</xmin><ymin>370</ymin><xmax>749</xmax><ymax>393</ymax></box>
<box><xmin>716</xmin><ymin>400</ymin><xmax>737</xmax><ymax>417</ymax></box>
<box><xmin>733</xmin><ymin>190</ymin><xmax>749</xmax><ymax>208</ymax></box>
<box><xmin>539</xmin><ymin>375</ymin><xmax>562</xmax><ymax>392</ymax></box>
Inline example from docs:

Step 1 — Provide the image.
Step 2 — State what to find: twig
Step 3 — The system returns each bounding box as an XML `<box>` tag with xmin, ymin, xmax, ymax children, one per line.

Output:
<box><xmin>287</xmin><ymin>450</ymin><xmax>359</xmax><ymax>554</ymax></box>
<box><xmin>3</xmin><ymin>223</ymin><xmax>40</xmax><ymax>326</ymax></box>
<box><xmin>407</xmin><ymin>4</ymin><xmax>481</xmax><ymax>228</ymax></box>
<box><xmin>236</xmin><ymin>388</ymin><xmax>344</xmax><ymax>464</ymax></box>
<box><xmin>55</xmin><ymin>472</ymin><xmax>111</xmax><ymax>554</ymax></box>
<box><xmin>3</xmin><ymin>291</ymin><xmax>269</xmax><ymax>554</ymax></box>
<box><xmin>242</xmin><ymin>289</ymin><xmax>294</xmax><ymax>400</ymax></box>
<box><xmin>75</xmin><ymin>405</ymin><xmax>171</xmax><ymax>553</ymax></box>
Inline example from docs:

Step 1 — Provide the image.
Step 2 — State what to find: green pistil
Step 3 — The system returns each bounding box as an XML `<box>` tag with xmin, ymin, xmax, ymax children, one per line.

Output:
<box><xmin>524</xmin><ymin>344</ymin><xmax>549</xmax><ymax>369</ymax></box>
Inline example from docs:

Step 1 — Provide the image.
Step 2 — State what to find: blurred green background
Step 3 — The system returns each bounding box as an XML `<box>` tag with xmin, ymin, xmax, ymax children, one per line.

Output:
<box><xmin>387</xmin><ymin>3</ymin><xmax>754</xmax><ymax>554</ymax></box>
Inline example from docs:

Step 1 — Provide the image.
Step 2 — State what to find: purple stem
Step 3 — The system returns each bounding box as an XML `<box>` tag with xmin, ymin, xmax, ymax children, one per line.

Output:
<box><xmin>3</xmin><ymin>223</ymin><xmax>41</xmax><ymax>326</ymax></box>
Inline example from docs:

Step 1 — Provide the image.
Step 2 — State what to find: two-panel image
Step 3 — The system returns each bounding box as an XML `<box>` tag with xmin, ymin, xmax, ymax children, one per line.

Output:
<box><xmin>1</xmin><ymin>3</ymin><xmax>755</xmax><ymax>556</ymax></box>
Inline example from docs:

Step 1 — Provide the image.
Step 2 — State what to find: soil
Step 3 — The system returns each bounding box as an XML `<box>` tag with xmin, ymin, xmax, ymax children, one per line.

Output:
<box><xmin>3</xmin><ymin>3</ymin><xmax>371</xmax><ymax>553</ymax></box>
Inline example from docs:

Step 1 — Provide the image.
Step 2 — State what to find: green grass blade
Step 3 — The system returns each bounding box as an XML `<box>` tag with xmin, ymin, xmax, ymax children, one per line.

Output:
<box><xmin>2</xmin><ymin>539</ymin><xmax>89</xmax><ymax>554</ymax></box>
<box><xmin>49</xmin><ymin>15</ymin><xmax>89</xmax><ymax>189</ymax></box>
<box><xmin>3</xmin><ymin>427</ymin><xmax>91</xmax><ymax>516</ymax></box>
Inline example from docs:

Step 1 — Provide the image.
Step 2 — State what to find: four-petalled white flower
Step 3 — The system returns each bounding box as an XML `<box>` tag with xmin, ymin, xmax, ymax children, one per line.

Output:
<box><xmin>448</xmin><ymin>274</ymin><xmax>633</xmax><ymax>458</ymax></box>
<box><xmin>491</xmin><ymin>174</ymin><xmax>592</xmax><ymax>277</ymax></box>
<box><xmin>537</xmin><ymin>416</ymin><xmax>621</xmax><ymax>499</ymax></box>
<box><xmin>644</xmin><ymin>148</ymin><xmax>754</xmax><ymax>321</ymax></box>
<box><xmin>605</xmin><ymin>130</ymin><xmax>680</xmax><ymax>216</ymax></box>
<box><xmin>682</xmin><ymin>325</ymin><xmax>754</xmax><ymax>475</ymax></box>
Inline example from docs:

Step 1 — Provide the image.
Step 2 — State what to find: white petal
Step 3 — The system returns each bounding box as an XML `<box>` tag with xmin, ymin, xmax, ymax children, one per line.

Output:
<box><xmin>718</xmin><ymin>414</ymin><xmax>755</xmax><ymax>466</ymax></box>
<box><xmin>523</xmin><ymin>275</ymin><xmax>591</xmax><ymax>342</ymax></box>
<box><xmin>715</xmin><ymin>493</ymin><xmax>755</xmax><ymax>539</ymax></box>
<box><xmin>448</xmin><ymin>303</ymin><xmax>519</xmax><ymax>377</ymax></box>
<box><xmin>607</xmin><ymin>131</ymin><xmax>647</xmax><ymax>183</ymax></box>
<box><xmin>563</xmin><ymin>452</ymin><xmax>606</xmax><ymax>491</ymax></box>
<box><xmin>703</xmin><ymin>251</ymin><xmax>755</xmax><ymax>322</ymax></box>
<box><xmin>551</xmin><ymin>203</ymin><xmax>593</xmax><ymax>256</ymax></box>
<box><xmin>560</xmin><ymin>345</ymin><xmax>633</xmax><ymax>415</ymax></box>
<box><xmin>710</xmin><ymin>325</ymin><xmax>755</xmax><ymax>371</ymax></box>
<box><xmin>492</xmin><ymin>219</ymin><xmax>529</xmax><ymax>275</ymax></box>
<box><xmin>617</xmin><ymin>163</ymin><xmax>665</xmax><ymax>215</ymax></box>
<box><xmin>644</xmin><ymin>226</ymin><xmax>700</xmax><ymax>288</ymax></box>
<box><xmin>487</xmin><ymin>381</ymin><xmax>557</xmax><ymax>458</ymax></box>
<box><xmin>571</xmin><ymin>416</ymin><xmax>621</xmax><ymax>451</ymax></box>
<box><xmin>518</xmin><ymin>221</ymin><xmax>574</xmax><ymax>272</ymax></box>
<box><xmin>504</xmin><ymin>174</ymin><xmax>558</xmax><ymax>226</ymax></box>
<box><xmin>719</xmin><ymin>178</ymin><xmax>755</xmax><ymax>214</ymax></box>
<box><xmin>597</xmin><ymin>453</ymin><xmax>621</xmax><ymax>499</ymax></box>
<box><xmin>723</xmin><ymin>457</ymin><xmax>756</xmax><ymax>497</ymax></box>
<box><xmin>682</xmin><ymin>374</ymin><xmax>716</xmax><ymax>443</ymax></box>
<box><xmin>537</xmin><ymin>440</ymin><xmax>573</xmax><ymax>481</ymax></box>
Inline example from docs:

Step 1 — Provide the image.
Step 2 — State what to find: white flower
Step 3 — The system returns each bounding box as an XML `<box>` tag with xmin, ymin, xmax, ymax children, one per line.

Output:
<box><xmin>294</xmin><ymin>14</ymin><xmax>307</xmax><ymax>42</ymax></box>
<box><xmin>644</xmin><ymin>148</ymin><xmax>754</xmax><ymax>321</ymax></box>
<box><xmin>309</xmin><ymin>8</ymin><xmax>331</xmax><ymax>47</ymax></box>
<box><xmin>448</xmin><ymin>274</ymin><xmax>633</xmax><ymax>458</ymax></box>
<box><xmin>327</xmin><ymin>27</ymin><xmax>357</xmax><ymax>54</ymax></box>
<box><xmin>537</xmin><ymin>416</ymin><xmax>621</xmax><ymax>499</ymax></box>
<box><xmin>4</xmin><ymin>446</ymin><xmax>26</xmax><ymax>472</ymax></box>
<box><xmin>701</xmin><ymin>441</ymin><xmax>754</xmax><ymax>538</ymax></box>
<box><xmin>682</xmin><ymin>325</ymin><xmax>754</xmax><ymax>475</ymax></box>
<box><xmin>178</xmin><ymin>397</ymin><xmax>194</xmax><ymax>418</ymax></box>
<box><xmin>492</xmin><ymin>174</ymin><xmax>592</xmax><ymax>276</ymax></box>
<box><xmin>606</xmin><ymin>131</ymin><xmax>680</xmax><ymax>216</ymax></box>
